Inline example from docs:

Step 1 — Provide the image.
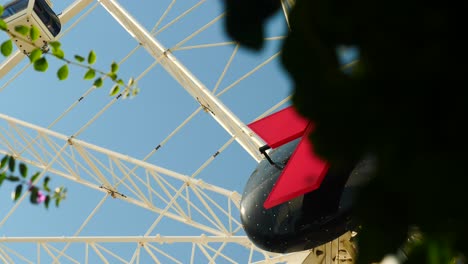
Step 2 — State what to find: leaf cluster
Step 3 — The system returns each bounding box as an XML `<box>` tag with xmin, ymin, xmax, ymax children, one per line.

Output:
<box><xmin>0</xmin><ymin>7</ymin><xmax>139</xmax><ymax>98</ymax></box>
<box><xmin>225</xmin><ymin>0</ymin><xmax>468</xmax><ymax>262</ymax></box>
<box><xmin>1</xmin><ymin>155</ymin><xmax>67</xmax><ymax>209</ymax></box>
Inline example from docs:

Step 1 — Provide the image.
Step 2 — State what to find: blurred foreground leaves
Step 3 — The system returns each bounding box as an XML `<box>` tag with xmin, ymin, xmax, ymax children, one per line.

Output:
<box><xmin>1</xmin><ymin>155</ymin><xmax>67</xmax><ymax>209</ymax></box>
<box><xmin>225</xmin><ymin>0</ymin><xmax>467</xmax><ymax>262</ymax></box>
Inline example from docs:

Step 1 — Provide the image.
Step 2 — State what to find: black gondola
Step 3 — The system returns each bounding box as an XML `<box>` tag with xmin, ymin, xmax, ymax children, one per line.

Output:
<box><xmin>240</xmin><ymin>139</ymin><xmax>375</xmax><ymax>253</ymax></box>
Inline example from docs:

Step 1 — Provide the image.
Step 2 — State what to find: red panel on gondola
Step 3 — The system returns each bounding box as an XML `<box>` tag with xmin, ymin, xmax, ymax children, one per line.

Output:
<box><xmin>248</xmin><ymin>106</ymin><xmax>310</xmax><ymax>148</ymax></box>
<box><xmin>263</xmin><ymin>124</ymin><xmax>329</xmax><ymax>208</ymax></box>
<box><xmin>248</xmin><ymin>107</ymin><xmax>329</xmax><ymax>209</ymax></box>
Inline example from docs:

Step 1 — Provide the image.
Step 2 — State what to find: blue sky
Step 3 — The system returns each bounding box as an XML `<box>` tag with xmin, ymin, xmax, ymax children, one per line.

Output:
<box><xmin>0</xmin><ymin>0</ymin><xmax>294</xmax><ymax>262</ymax></box>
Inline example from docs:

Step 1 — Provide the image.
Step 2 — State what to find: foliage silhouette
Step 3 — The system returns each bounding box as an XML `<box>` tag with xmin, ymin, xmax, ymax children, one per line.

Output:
<box><xmin>224</xmin><ymin>0</ymin><xmax>467</xmax><ymax>263</ymax></box>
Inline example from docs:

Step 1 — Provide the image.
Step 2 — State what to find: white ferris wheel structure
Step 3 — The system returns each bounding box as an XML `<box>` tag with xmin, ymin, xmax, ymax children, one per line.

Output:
<box><xmin>0</xmin><ymin>0</ymin><xmax>356</xmax><ymax>263</ymax></box>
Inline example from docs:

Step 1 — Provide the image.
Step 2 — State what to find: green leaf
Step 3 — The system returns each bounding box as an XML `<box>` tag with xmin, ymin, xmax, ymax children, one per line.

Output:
<box><xmin>14</xmin><ymin>25</ymin><xmax>29</xmax><ymax>36</ymax></box>
<box><xmin>0</xmin><ymin>155</ymin><xmax>8</xmax><ymax>169</ymax></box>
<box><xmin>88</xmin><ymin>50</ymin><xmax>96</xmax><ymax>64</ymax></box>
<box><xmin>29</xmin><ymin>25</ymin><xmax>40</xmax><ymax>41</ymax></box>
<box><xmin>108</xmin><ymin>72</ymin><xmax>117</xmax><ymax>81</ymax></box>
<box><xmin>1</xmin><ymin>40</ymin><xmax>13</xmax><ymax>57</ymax></box>
<box><xmin>0</xmin><ymin>172</ymin><xmax>6</xmax><ymax>185</ymax></box>
<box><xmin>43</xmin><ymin>176</ymin><xmax>51</xmax><ymax>192</ymax></box>
<box><xmin>19</xmin><ymin>163</ymin><xmax>27</xmax><ymax>178</ymax></box>
<box><xmin>13</xmin><ymin>184</ymin><xmax>22</xmax><ymax>201</ymax></box>
<box><xmin>8</xmin><ymin>155</ymin><xmax>15</xmax><ymax>172</ymax></box>
<box><xmin>0</xmin><ymin>19</ymin><xmax>7</xmax><ymax>31</ymax></box>
<box><xmin>83</xmin><ymin>69</ymin><xmax>95</xmax><ymax>80</ymax></box>
<box><xmin>93</xmin><ymin>77</ymin><xmax>103</xmax><ymax>88</ymax></box>
<box><xmin>29</xmin><ymin>48</ymin><xmax>42</xmax><ymax>63</ymax></box>
<box><xmin>57</xmin><ymin>64</ymin><xmax>69</xmax><ymax>80</ymax></box>
<box><xmin>117</xmin><ymin>79</ymin><xmax>124</xmax><ymax>86</ymax></box>
<box><xmin>6</xmin><ymin>176</ymin><xmax>20</xmax><ymax>182</ymax></box>
<box><xmin>48</xmin><ymin>41</ymin><xmax>61</xmax><ymax>51</ymax></box>
<box><xmin>52</xmin><ymin>48</ymin><xmax>65</xmax><ymax>59</ymax></box>
<box><xmin>44</xmin><ymin>195</ymin><xmax>50</xmax><ymax>209</ymax></box>
<box><xmin>109</xmin><ymin>85</ymin><xmax>120</xmax><ymax>96</ymax></box>
<box><xmin>111</xmin><ymin>62</ymin><xmax>119</xmax><ymax>73</ymax></box>
<box><xmin>30</xmin><ymin>186</ymin><xmax>38</xmax><ymax>204</ymax></box>
<box><xmin>0</xmin><ymin>6</ymin><xmax>4</xmax><ymax>16</ymax></box>
<box><xmin>74</xmin><ymin>55</ymin><xmax>85</xmax><ymax>62</ymax></box>
<box><xmin>33</xmin><ymin>57</ymin><xmax>48</xmax><ymax>72</ymax></box>
<box><xmin>30</xmin><ymin>172</ymin><xmax>40</xmax><ymax>183</ymax></box>
<box><xmin>55</xmin><ymin>197</ymin><xmax>61</xmax><ymax>207</ymax></box>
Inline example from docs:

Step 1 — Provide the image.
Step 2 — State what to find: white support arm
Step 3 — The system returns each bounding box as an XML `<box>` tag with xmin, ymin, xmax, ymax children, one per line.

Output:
<box><xmin>98</xmin><ymin>0</ymin><xmax>265</xmax><ymax>162</ymax></box>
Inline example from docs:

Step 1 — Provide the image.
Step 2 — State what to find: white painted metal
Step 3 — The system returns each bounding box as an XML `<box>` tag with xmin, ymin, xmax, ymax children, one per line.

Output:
<box><xmin>0</xmin><ymin>235</ymin><xmax>252</xmax><ymax>243</ymax></box>
<box><xmin>0</xmin><ymin>0</ymin><xmax>357</xmax><ymax>263</ymax></box>
<box><xmin>0</xmin><ymin>113</ymin><xmax>302</xmax><ymax>263</ymax></box>
<box><xmin>0</xmin><ymin>236</ymin><xmax>311</xmax><ymax>264</ymax></box>
<box><xmin>97</xmin><ymin>0</ymin><xmax>266</xmax><ymax>162</ymax></box>
<box><xmin>0</xmin><ymin>113</ymin><xmax>243</xmax><ymax>235</ymax></box>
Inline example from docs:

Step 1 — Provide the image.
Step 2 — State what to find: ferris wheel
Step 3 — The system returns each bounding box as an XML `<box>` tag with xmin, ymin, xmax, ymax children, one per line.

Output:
<box><xmin>0</xmin><ymin>0</ymin><xmax>356</xmax><ymax>263</ymax></box>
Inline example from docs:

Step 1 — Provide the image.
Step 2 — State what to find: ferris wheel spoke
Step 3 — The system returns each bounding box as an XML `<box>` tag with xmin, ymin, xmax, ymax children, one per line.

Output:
<box><xmin>280</xmin><ymin>0</ymin><xmax>292</xmax><ymax>30</ymax></box>
<box><xmin>173</xmin><ymin>36</ymin><xmax>287</xmax><ymax>52</ymax></box>
<box><xmin>153</xmin><ymin>0</ymin><xmax>207</xmax><ymax>36</ymax></box>
<box><xmin>172</xmin><ymin>41</ymin><xmax>237</xmax><ymax>51</ymax></box>
<box><xmin>150</xmin><ymin>0</ymin><xmax>177</xmax><ymax>34</ymax></box>
<box><xmin>252</xmin><ymin>96</ymin><xmax>292</xmax><ymax>122</ymax></box>
<box><xmin>190</xmin><ymin>136</ymin><xmax>236</xmax><ymax>179</ymax></box>
<box><xmin>99</xmin><ymin>0</ymin><xmax>265</xmax><ymax>161</ymax></box>
<box><xmin>216</xmin><ymin>51</ymin><xmax>282</xmax><ymax>97</ymax></box>
<box><xmin>211</xmin><ymin>44</ymin><xmax>239</xmax><ymax>93</ymax></box>
<box><xmin>170</xmin><ymin>13</ymin><xmax>225</xmax><ymax>52</ymax></box>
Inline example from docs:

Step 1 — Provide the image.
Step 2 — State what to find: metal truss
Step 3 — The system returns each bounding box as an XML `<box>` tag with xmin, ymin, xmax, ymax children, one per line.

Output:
<box><xmin>0</xmin><ymin>0</ymin><xmax>358</xmax><ymax>263</ymax></box>
<box><xmin>0</xmin><ymin>113</ymin><xmax>317</xmax><ymax>263</ymax></box>
<box><xmin>0</xmin><ymin>235</ymin><xmax>305</xmax><ymax>263</ymax></box>
<box><xmin>0</xmin><ymin>113</ymin><xmax>244</xmax><ymax>235</ymax></box>
<box><xmin>0</xmin><ymin>234</ymin><xmax>355</xmax><ymax>263</ymax></box>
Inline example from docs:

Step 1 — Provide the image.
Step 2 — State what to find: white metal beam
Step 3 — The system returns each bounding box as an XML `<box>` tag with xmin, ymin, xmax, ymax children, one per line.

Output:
<box><xmin>97</xmin><ymin>0</ymin><xmax>265</xmax><ymax>162</ymax></box>
<box><xmin>0</xmin><ymin>113</ymin><xmax>242</xmax><ymax>236</ymax></box>
<box><xmin>0</xmin><ymin>236</ymin><xmax>252</xmax><ymax>244</ymax></box>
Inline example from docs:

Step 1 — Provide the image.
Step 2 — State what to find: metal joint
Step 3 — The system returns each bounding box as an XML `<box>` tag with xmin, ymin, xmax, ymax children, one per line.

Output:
<box><xmin>99</xmin><ymin>185</ymin><xmax>127</xmax><ymax>199</ymax></box>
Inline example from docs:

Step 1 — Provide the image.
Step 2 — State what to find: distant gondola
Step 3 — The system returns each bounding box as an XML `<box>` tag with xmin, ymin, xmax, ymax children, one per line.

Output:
<box><xmin>1</xmin><ymin>0</ymin><xmax>61</xmax><ymax>54</ymax></box>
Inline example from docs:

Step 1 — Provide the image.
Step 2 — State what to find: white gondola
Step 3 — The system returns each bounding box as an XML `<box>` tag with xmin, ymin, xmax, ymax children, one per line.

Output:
<box><xmin>1</xmin><ymin>0</ymin><xmax>61</xmax><ymax>54</ymax></box>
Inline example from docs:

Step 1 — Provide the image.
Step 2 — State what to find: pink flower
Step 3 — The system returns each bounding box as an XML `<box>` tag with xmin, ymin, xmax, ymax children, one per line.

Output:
<box><xmin>37</xmin><ymin>191</ymin><xmax>46</xmax><ymax>204</ymax></box>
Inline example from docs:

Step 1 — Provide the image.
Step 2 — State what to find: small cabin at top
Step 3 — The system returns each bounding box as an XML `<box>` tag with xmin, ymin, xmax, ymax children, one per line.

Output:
<box><xmin>1</xmin><ymin>0</ymin><xmax>61</xmax><ymax>54</ymax></box>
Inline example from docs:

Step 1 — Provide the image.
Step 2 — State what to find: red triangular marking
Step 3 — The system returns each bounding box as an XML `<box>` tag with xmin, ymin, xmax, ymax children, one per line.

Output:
<box><xmin>248</xmin><ymin>106</ymin><xmax>310</xmax><ymax>148</ymax></box>
<box><xmin>263</xmin><ymin>124</ymin><xmax>329</xmax><ymax>209</ymax></box>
